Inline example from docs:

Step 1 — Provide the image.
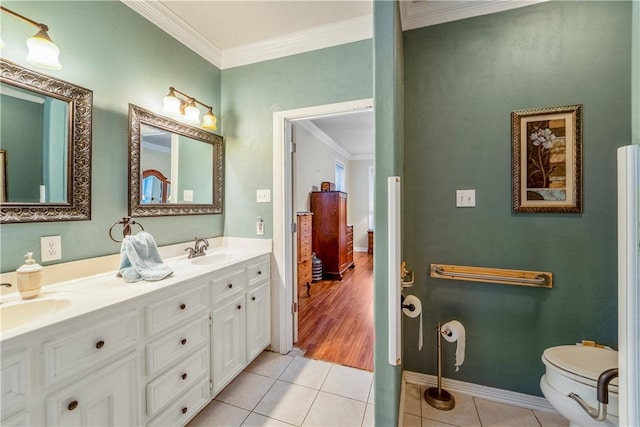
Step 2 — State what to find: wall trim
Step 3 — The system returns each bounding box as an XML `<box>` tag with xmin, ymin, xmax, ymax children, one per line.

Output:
<box><xmin>402</xmin><ymin>370</ymin><xmax>558</xmax><ymax>414</ymax></box>
<box><xmin>296</xmin><ymin>121</ymin><xmax>352</xmax><ymax>160</ymax></box>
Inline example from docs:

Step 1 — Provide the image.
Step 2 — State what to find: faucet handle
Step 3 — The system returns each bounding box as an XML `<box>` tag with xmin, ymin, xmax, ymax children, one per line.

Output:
<box><xmin>1</xmin><ymin>283</ymin><xmax>12</xmax><ymax>288</ymax></box>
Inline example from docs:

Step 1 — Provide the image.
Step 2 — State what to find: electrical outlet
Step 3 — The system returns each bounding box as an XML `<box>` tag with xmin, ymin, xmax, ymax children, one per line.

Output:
<box><xmin>41</xmin><ymin>235</ymin><xmax>62</xmax><ymax>262</ymax></box>
<box><xmin>183</xmin><ymin>190</ymin><xmax>194</xmax><ymax>202</ymax></box>
<box><xmin>256</xmin><ymin>189</ymin><xmax>271</xmax><ymax>203</ymax></box>
<box><xmin>456</xmin><ymin>189</ymin><xmax>476</xmax><ymax>207</ymax></box>
<box><xmin>256</xmin><ymin>217</ymin><xmax>265</xmax><ymax>235</ymax></box>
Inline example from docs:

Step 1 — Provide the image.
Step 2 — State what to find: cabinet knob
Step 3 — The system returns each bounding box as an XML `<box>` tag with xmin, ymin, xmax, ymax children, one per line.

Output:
<box><xmin>258</xmin><ymin>270</ymin><xmax>262</xmax><ymax>275</ymax></box>
<box><xmin>251</xmin><ymin>296</ymin><xmax>256</xmax><ymax>301</ymax></box>
<box><xmin>237</xmin><ymin>305</ymin><xmax>242</xmax><ymax>310</ymax></box>
<box><xmin>96</xmin><ymin>340</ymin><xmax>105</xmax><ymax>349</ymax></box>
<box><xmin>182</xmin><ymin>407</ymin><xmax>188</xmax><ymax>414</ymax></box>
<box><xmin>228</xmin><ymin>283</ymin><xmax>233</xmax><ymax>289</ymax></box>
<box><xmin>68</xmin><ymin>400</ymin><xmax>78</xmax><ymax>411</ymax></box>
<box><xmin>181</xmin><ymin>338</ymin><xmax>187</xmax><ymax>345</ymax></box>
<box><xmin>181</xmin><ymin>372</ymin><xmax>188</xmax><ymax>380</ymax></box>
<box><xmin>179</xmin><ymin>303</ymin><xmax>186</xmax><ymax>310</ymax></box>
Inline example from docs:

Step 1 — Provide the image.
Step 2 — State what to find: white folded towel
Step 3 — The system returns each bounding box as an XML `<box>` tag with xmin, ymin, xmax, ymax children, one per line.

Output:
<box><xmin>118</xmin><ymin>231</ymin><xmax>173</xmax><ymax>283</ymax></box>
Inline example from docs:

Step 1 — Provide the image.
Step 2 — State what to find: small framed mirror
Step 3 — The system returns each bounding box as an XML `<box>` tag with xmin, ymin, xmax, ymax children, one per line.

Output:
<box><xmin>0</xmin><ymin>59</ymin><xmax>93</xmax><ymax>223</ymax></box>
<box><xmin>128</xmin><ymin>104</ymin><xmax>223</xmax><ymax>217</ymax></box>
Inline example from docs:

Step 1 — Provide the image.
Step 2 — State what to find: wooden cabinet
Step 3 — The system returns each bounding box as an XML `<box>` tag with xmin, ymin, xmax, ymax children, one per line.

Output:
<box><xmin>368</xmin><ymin>230</ymin><xmax>374</xmax><ymax>255</ymax></box>
<box><xmin>297</xmin><ymin>213</ymin><xmax>313</xmax><ymax>296</ymax></box>
<box><xmin>310</xmin><ymin>191</ymin><xmax>355</xmax><ymax>280</ymax></box>
<box><xmin>346</xmin><ymin>225</ymin><xmax>354</xmax><ymax>267</ymax></box>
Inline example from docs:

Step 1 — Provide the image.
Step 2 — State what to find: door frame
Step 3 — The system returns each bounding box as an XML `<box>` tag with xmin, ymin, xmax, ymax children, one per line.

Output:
<box><xmin>271</xmin><ymin>98</ymin><xmax>374</xmax><ymax>354</ymax></box>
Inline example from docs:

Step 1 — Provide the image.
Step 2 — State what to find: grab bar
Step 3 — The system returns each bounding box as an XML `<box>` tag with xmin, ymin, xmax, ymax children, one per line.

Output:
<box><xmin>430</xmin><ymin>264</ymin><xmax>552</xmax><ymax>288</ymax></box>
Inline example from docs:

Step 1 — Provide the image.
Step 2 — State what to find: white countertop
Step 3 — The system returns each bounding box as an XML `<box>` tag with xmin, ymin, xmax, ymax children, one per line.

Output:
<box><xmin>0</xmin><ymin>238</ymin><xmax>272</xmax><ymax>344</ymax></box>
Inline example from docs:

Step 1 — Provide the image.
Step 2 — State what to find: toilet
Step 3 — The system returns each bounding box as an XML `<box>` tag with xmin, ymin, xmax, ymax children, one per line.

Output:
<box><xmin>540</xmin><ymin>345</ymin><xmax>619</xmax><ymax>427</ymax></box>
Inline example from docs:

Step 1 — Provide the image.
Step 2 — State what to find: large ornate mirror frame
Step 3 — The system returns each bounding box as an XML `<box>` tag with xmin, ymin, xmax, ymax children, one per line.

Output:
<box><xmin>128</xmin><ymin>104</ymin><xmax>223</xmax><ymax>217</ymax></box>
<box><xmin>0</xmin><ymin>59</ymin><xmax>93</xmax><ymax>223</ymax></box>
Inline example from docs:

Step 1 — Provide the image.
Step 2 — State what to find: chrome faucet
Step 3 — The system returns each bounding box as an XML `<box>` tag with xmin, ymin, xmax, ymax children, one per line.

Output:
<box><xmin>186</xmin><ymin>237</ymin><xmax>209</xmax><ymax>258</ymax></box>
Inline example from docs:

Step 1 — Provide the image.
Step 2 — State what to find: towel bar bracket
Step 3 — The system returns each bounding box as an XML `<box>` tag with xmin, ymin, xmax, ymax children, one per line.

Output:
<box><xmin>109</xmin><ymin>217</ymin><xmax>144</xmax><ymax>243</ymax></box>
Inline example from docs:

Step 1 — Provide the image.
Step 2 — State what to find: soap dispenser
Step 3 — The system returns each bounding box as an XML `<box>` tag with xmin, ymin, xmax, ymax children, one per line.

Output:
<box><xmin>17</xmin><ymin>252</ymin><xmax>43</xmax><ymax>299</ymax></box>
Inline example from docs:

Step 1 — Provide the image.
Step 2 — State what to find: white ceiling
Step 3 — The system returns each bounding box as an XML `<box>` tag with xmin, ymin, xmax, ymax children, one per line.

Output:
<box><xmin>298</xmin><ymin>110</ymin><xmax>374</xmax><ymax>159</ymax></box>
<box><xmin>123</xmin><ymin>0</ymin><xmax>547</xmax><ymax>157</ymax></box>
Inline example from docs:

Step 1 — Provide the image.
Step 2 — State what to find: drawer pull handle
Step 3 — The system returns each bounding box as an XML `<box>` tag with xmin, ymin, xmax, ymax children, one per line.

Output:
<box><xmin>258</xmin><ymin>270</ymin><xmax>262</xmax><ymax>275</ymax></box>
<box><xmin>237</xmin><ymin>305</ymin><xmax>242</xmax><ymax>310</ymax></box>
<box><xmin>179</xmin><ymin>303</ymin><xmax>186</xmax><ymax>310</ymax></box>
<box><xmin>68</xmin><ymin>400</ymin><xmax>78</xmax><ymax>411</ymax></box>
<box><xmin>181</xmin><ymin>338</ymin><xmax>187</xmax><ymax>345</ymax></box>
<box><xmin>251</xmin><ymin>296</ymin><xmax>256</xmax><ymax>301</ymax></box>
<box><xmin>181</xmin><ymin>372</ymin><xmax>188</xmax><ymax>380</ymax></box>
<box><xmin>96</xmin><ymin>340</ymin><xmax>105</xmax><ymax>349</ymax></box>
<box><xmin>228</xmin><ymin>283</ymin><xmax>233</xmax><ymax>289</ymax></box>
<box><xmin>182</xmin><ymin>407</ymin><xmax>188</xmax><ymax>414</ymax></box>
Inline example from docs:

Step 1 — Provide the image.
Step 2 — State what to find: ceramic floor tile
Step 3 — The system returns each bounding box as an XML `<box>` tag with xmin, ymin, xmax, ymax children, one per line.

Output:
<box><xmin>404</xmin><ymin>383</ymin><xmax>422</xmax><ymax>417</ymax></box>
<box><xmin>302</xmin><ymin>391</ymin><xmax>366</xmax><ymax>427</ymax></box>
<box><xmin>321</xmin><ymin>364</ymin><xmax>373</xmax><ymax>402</ymax></box>
<box><xmin>362</xmin><ymin>404</ymin><xmax>374</xmax><ymax>427</ymax></box>
<box><xmin>474</xmin><ymin>398</ymin><xmax>541</xmax><ymax>427</ymax></box>
<box><xmin>254</xmin><ymin>380</ymin><xmax>318</xmax><ymax>426</ymax></box>
<box><xmin>241</xmin><ymin>412</ymin><xmax>297</xmax><ymax>427</ymax></box>
<box><xmin>420</xmin><ymin>388</ymin><xmax>480</xmax><ymax>427</ymax></box>
<box><xmin>187</xmin><ymin>400</ymin><xmax>249</xmax><ymax>427</ymax></box>
<box><xmin>403</xmin><ymin>413</ymin><xmax>422</xmax><ymax>427</ymax></box>
<box><xmin>279</xmin><ymin>356</ymin><xmax>332</xmax><ymax>389</ymax></box>
<box><xmin>533</xmin><ymin>409</ymin><xmax>570</xmax><ymax>427</ymax></box>
<box><xmin>368</xmin><ymin>381</ymin><xmax>375</xmax><ymax>404</ymax></box>
<box><xmin>422</xmin><ymin>418</ymin><xmax>460</xmax><ymax>427</ymax></box>
<box><xmin>246</xmin><ymin>351</ymin><xmax>294</xmax><ymax>379</ymax></box>
<box><xmin>215</xmin><ymin>371</ymin><xmax>276</xmax><ymax>410</ymax></box>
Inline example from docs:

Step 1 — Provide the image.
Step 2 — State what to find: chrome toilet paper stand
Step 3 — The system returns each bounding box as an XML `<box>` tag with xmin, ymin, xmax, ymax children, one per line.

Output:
<box><xmin>425</xmin><ymin>322</ymin><xmax>456</xmax><ymax>410</ymax></box>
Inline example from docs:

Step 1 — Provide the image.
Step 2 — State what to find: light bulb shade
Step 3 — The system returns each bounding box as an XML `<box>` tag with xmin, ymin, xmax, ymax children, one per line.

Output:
<box><xmin>202</xmin><ymin>109</ymin><xmax>217</xmax><ymax>130</ymax></box>
<box><xmin>25</xmin><ymin>29</ymin><xmax>61</xmax><ymax>70</ymax></box>
<box><xmin>163</xmin><ymin>90</ymin><xmax>182</xmax><ymax>115</ymax></box>
<box><xmin>183</xmin><ymin>100</ymin><xmax>200</xmax><ymax>124</ymax></box>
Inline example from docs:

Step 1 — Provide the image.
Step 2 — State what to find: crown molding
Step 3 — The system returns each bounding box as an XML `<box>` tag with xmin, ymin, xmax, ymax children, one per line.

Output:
<box><xmin>122</xmin><ymin>0</ymin><xmax>222</xmax><ymax>68</ymax></box>
<box><xmin>400</xmin><ymin>0</ymin><xmax>551</xmax><ymax>31</ymax></box>
<box><xmin>351</xmin><ymin>154</ymin><xmax>374</xmax><ymax>161</ymax></box>
<box><xmin>222</xmin><ymin>14</ymin><xmax>372</xmax><ymax>69</ymax></box>
<box><xmin>297</xmin><ymin>120</ymin><xmax>353</xmax><ymax>160</ymax></box>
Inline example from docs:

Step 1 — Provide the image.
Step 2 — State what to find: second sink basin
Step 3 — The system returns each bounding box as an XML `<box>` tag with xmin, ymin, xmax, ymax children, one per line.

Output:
<box><xmin>0</xmin><ymin>292</ymin><xmax>85</xmax><ymax>332</ymax></box>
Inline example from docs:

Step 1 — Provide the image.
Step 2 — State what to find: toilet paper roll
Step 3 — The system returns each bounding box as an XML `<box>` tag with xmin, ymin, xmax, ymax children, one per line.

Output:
<box><xmin>441</xmin><ymin>320</ymin><xmax>465</xmax><ymax>371</ymax></box>
<box><xmin>402</xmin><ymin>295</ymin><xmax>423</xmax><ymax>351</ymax></box>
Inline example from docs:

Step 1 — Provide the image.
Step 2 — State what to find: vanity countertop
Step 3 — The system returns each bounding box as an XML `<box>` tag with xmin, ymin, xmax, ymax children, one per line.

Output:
<box><xmin>0</xmin><ymin>239</ymin><xmax>271</xmax><ymax>344</ymax></box>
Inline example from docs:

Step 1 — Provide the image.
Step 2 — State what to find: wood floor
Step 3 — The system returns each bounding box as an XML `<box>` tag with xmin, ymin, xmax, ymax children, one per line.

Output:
<box><xmin>296</xmin><ymin>252</ymin><xmax>374</xmax><ymax>371</ymax></box>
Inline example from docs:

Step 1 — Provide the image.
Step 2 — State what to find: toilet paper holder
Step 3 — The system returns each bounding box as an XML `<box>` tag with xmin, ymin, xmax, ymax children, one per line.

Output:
<box><xmin>400</xmin><ymin>294</ymin><xmax>416</xmax><ymax>312</ymax></box>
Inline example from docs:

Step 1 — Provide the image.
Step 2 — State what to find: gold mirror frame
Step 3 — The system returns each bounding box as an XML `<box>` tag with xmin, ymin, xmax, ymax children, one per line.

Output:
<box><xmin>128</xmin><ymin>104</ymin><xmax>223</xmax><ymax>217</ymax></box>
<box><xmin>0</xmin><ymin>59</ymin><xmax>93</xmax><ymax>223</ymax></box>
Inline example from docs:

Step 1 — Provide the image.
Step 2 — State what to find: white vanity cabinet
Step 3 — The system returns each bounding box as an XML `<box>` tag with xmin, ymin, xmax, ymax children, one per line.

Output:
<box><xmin>246</xmin><ymin>258</ymin><xmax>271</xmax><ymax>362</ymax></box>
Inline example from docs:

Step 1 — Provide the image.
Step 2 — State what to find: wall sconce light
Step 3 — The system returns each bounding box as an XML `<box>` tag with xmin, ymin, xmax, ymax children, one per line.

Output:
<box><xmin>0</xmin><ymin>6</ymin><xmax>62</xmax><ymax>70</ymax></box>
<box><xmin>162</xmin><ymin>87</ymin><xmax>218</xmax><ymax>131</ymax></box>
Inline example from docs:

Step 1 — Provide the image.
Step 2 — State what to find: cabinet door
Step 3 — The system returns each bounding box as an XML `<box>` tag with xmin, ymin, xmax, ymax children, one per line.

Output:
<box><xmin>45</xmin><ymin>353</ymin><xmax>139</xmax><ymax>426</ymax></box>
<box><xmin>246</xmin><ymin>281</ymin><xmax>271</xmax><ymax>362</ymax></box>
<box><xmin>211</xmin><ymin>295</ymin><xmax>246</xmax><ymax>394</ymax></box>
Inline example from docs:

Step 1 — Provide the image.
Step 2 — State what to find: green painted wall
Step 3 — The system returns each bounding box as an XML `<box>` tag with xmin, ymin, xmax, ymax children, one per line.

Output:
<box><xmin>178</xmin><ymin>135</ymin><xmax>213</xmax><ymax>204</ymax></box>
<box><xmin>373</xmin><ymin>1</ymin><xmax>404</xmax><ymax>425</ymax></box>
<box><xmin>220</xmin><ymin>40</ymin><xmax>373</xmax><ymax>237</ymax></box>
<box><xmin>0</xmin><ymin>1</ymin><xmax>222</xmax><ymax>272</ymax></box>
<box><xmin>402</xmin><ymin>1</ymin><xmax>632</xmax><ymax>396</ymax></box>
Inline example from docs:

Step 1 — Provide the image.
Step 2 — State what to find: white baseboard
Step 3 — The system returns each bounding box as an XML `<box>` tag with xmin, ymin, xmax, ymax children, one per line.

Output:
<box><xmin>402</xmin><ymin>370</ymin><xmax>558</xmax><ymax>414</ymax></box>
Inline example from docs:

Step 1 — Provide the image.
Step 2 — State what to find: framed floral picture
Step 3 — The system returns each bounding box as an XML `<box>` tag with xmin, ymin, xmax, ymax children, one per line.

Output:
<box><xmin>512</xmin><ymin>104</ymin><xmax>582</xmax><ymax>213</ymax></box>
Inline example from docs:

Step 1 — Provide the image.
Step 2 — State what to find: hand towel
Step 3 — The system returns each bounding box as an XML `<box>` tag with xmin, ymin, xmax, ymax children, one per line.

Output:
<box><xmin>118</xmin><ymin>231</ymin><xmax>173</xmax><ymax>283</ymax></box>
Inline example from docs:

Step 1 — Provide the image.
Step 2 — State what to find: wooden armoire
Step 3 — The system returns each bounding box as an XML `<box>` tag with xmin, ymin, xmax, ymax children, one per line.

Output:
<box><xmin>296</xmin><ymin>212</ymin><xmax>313</xmax><ymax>297</ymax></box>
<box><xmin>310</xmin><ymin>191</ymin><xmax>354</xmax><ymax>280</ymax></box>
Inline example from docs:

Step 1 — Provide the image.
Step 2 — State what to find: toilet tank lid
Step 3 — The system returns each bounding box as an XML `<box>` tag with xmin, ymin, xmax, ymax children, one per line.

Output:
<box><xmin>543</xmin><ymin>345</ymin><xmax>618</xmax><ymax>384</ymax></box>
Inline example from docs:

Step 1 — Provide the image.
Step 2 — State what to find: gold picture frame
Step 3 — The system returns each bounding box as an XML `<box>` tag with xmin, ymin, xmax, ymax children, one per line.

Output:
<box><xmin>512</xmin><ymin>104</ymin><xmax>582</xmax><ymax>213</ymax></box>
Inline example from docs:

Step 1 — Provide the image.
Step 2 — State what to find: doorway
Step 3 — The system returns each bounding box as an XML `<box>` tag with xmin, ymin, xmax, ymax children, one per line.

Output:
<box><xmin>271</xmin><ymin>99</ymin><xmax>374</xmax><ymax>371</ymax></box>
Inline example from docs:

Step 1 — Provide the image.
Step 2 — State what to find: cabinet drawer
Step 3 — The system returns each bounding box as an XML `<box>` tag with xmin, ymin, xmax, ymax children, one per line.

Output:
<box><xmin>146</xmin><ymin>345</ymin><xmax>209</xmax><ymax>417</ymax></box>
<box><xmin>146</xmin><ymin>316</ymin><xmax>209</xmax><ymax>377</ymax></box>
<box><xmin>297</xmin><ymin>260</ymin><xmax>311</xmax><ymax>286</ymax></box>
<box><xmin>1</xmin><ymin>351</ymin><xmax>27</xmax><ymax>409</ymax></box>
<box><xmin>209</xmin><ymin>269</ymin><xmax>245</xmax><ymax>306</ymax></box>
<box><xmin>43</xmin><ymin>310</ymin><xmax>138</xmax><ymax>385</ymax></box>
<box><xmin>247</xmin><ymin>259</ymin><xmax>270</xmax><ymax>288</ymax></box>
<box><xmin>147</xmin><ymin>378</ymin><xmax>209</xmax><ymax>427</ymax></box>
<box><xmin>1</xmin><ymin>410</ymin><xmax>29</xmax><ymax>426</ymax></box>
<box><xmin>298</xmin><ymin>239</ymin><xmax>312</xmax><ymax>261</ymax></box>
<box><xmin>145</xmin><ymin>285</ymin><xmax>208</xmax><ymax>337</ymax></box>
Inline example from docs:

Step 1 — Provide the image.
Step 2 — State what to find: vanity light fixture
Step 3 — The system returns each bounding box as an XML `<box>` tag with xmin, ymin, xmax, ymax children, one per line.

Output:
<box><xmin>162</xmin><ymin>86</ymin><xmax>218</xmax><ymax>130</ymax></box>
<box><xmin>0</xmin><ymin>6</ymin><xmax>62</xmax><ymax>70</ymax></box>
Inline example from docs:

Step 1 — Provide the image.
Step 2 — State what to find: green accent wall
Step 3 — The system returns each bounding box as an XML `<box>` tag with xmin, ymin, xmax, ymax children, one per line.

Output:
<box><xmin>402</xmin><ymin>1</ymin><xmax>632</xmax><ymax>396</ymax></box>
<box><xmin>178</xmin><ymin>135</ymin><xmax>213</xmax><ymax>204</ymax></box>
<box><xmin>0</xmin><ymin>1</ymin><xmax>222</xmax><ymax>272</ymax></box>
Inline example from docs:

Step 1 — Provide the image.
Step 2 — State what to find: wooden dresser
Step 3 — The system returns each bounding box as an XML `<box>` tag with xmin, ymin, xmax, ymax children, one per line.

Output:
<box><xmin>297</xmin><ymin>212</ymin><xmax>313</xmax><ymax>297</ymax></box>
<box><xmin>310</xmin><ymin>191</ymin><xmax>355</xmax><ymax>280</ymax></box>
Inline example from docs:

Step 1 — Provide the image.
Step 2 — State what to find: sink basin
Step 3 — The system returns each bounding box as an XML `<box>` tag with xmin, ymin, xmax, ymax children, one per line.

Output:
<box><xmin>190</xmin><ymin>251</ymin><xmax>236</xmax><ymax>266</ymax></box>
<box><xmin>0</xmin><ymin>292</ymin><xmax>83</xmax><ymax>332</ymax></box>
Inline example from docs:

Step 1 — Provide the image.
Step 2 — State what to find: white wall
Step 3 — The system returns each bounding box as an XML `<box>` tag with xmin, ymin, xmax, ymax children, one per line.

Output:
<box><xmin>348</xmin><ymin>159</ymin><xmax>373</xmax><ymax>251</ymax></box>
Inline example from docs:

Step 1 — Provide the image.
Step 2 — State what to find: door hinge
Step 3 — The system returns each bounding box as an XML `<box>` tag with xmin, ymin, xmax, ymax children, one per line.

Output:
<box><xmin>291</xmin><ymin>141</ymin><xmax>296</xmax><ymax>153</ymax></box>
<box><xmin>208</xmin><ymin>314</ymin><xmax>212</xmax><ymax>326</ymax></box>
<box><xmin>209</xmin><ymin>379</ymin><xmax>213</xmax><ymax>389</ymax></box>
<box><xmin>291</xmin><ymin>222</ymin><xmax>297</xmax><ymax>234</ymax></box>
<box><xmin>291</xmin><ymin>302</ymin><xmax>298</xmax><ymax>314</ymax></box>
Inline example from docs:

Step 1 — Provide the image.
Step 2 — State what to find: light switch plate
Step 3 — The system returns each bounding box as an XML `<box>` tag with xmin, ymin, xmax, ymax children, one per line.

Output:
<box><xmin>183</xmin><ymin>190</ymin><xmax>194</xmax><ymax>202</ymax></box>
<box><xmin>256</xmin><ymin>189</ymin><xmax>271</xmax><ymax>203</ymax></box>
<box><xmin>41</xmin><ymin>235</ymin><xmax>62</xmax><ymax>262</ymax></box>
<box><xmin>456</xmin><ymin>189</ymin><xmax>476</xmax><ymax>207</ymax></box>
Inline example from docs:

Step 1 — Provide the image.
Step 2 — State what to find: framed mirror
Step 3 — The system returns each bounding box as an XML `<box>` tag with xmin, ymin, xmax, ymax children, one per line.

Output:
<box><xmin>0</xmin><ymin>59</ymin><xmax>92</xmax><ymax>223</ymax></box>
<box><xmin>128</xmin><ymin>104</ymin><xmax>223</xmax><ymax>217</ymax></box>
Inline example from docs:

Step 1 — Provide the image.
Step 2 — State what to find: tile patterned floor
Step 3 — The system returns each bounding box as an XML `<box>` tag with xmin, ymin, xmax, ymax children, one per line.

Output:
<box><xmin>189</xmin><ymin>351</ymin><xmax>569</xmax><ymax>427</ymax></box>
<box><xmin>188</xmin><ymin>351</ymin><xmax>374</xmax><ymax>427</ymax></box>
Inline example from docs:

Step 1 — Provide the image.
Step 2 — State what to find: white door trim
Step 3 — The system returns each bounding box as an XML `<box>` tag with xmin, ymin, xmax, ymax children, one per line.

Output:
<box><xmin>271</xmin><ymin>98</ymin><xmax>374</xmax><ymax>354</ymax></box>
